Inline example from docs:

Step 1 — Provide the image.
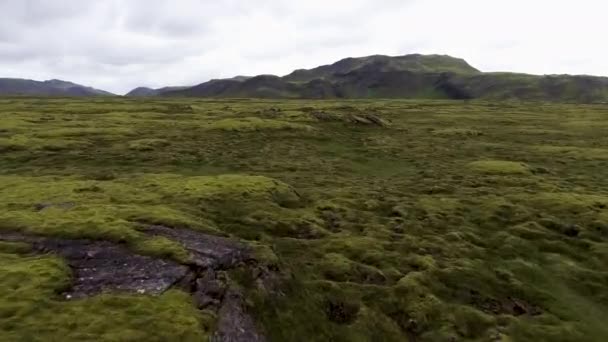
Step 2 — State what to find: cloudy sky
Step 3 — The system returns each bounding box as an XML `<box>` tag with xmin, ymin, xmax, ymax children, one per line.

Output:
<box><xmin>0</xmin><ymin>0</ymin><xmax>605</xmax><ymax>94</ymax></box>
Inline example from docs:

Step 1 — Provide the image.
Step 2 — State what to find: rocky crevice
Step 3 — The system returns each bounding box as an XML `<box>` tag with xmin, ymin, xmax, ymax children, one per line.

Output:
<box><xmin>0</xmin><ymin>227</ymin><xmax>269</xmax><ymax>342</ymax></box>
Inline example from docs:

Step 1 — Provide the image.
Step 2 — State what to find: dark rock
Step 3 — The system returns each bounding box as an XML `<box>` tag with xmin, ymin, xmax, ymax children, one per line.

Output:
<box><xmin>212</xmin><ymin>289</ymin><xmax>266</xmax><ymax>342</ymax></box>
<box><xmin>324</xmin><ymin>297</ymin><xmax>360</xmax><ymax>324</ymax></box>
<box><xmin>348</xmin><ymin>114</ymin><xmax>374</xmax><ymax>125</ymax></box>
<box><xmin>1</xmin><ymin>228</ymin><xmax>272</xmax><ymax>341</ymax></box>
<box><xmin>193</xmin><ymin>293</ymin><xmax>219</xmax><ymax>309</ymax></box>
<box><xmin>362</xmin><ymin>113</ymin><xmax>391</xmax><ymax>127</ymax></box>
<box><xmin>142</xmin><ymin>226</ymin><xmax>251</xmax><ymax>269</ymax></box>
<box><xmin>466</xmin><ymin>289</ymin><xmax>542</xmax><ymax>316</ymax></box>
<box><xmin>531</xmin><ymin>167</ymin><xmax>551</xmax><ymax>174</ymax></box>
<box><xmin>195</xmin><ymin>270</ymin><xmax>227</xmax><ymax>299</ymax></box>
<box><xmin>319</xmin><ymin>210</ymin><xmax>342</xmax><ymax>232</ymax></box>
<box><xmin>310</xmin><ymin>111</ymin><xmax>341</xmax><ymax>121</ymax></box>
<box><xmin>253</xmin><ymin>266</ymin><xmax>285</xmax><ymax>297</ymax></box>
<box><xmin>0</xmin><ymin>231</ymin><xmax>189</xmax><ymax>298</ymax></box>
<box><xmin>174</xmin><ymin>271</ymin><xmax>197</xmax><ymax>292</ymax></box>
<box><xmin>564</xmin><ymin>224</ymin><xmax>581</xmax><ymax>237</ymax></box>
<box><xmin>34</xmin><ymin>202</ymin><xmax>75</xmax><ymax>211</ymax></box>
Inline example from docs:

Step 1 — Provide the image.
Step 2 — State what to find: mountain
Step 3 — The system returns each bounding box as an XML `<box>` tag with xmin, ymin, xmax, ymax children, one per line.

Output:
<box><xmin>126</xmin><ymin>76</ymin><xmax>251</xmax><ymax>97</ymax></box>
<box><xmin>0</xmin><ymin>78</ymin><xmax>114</xmax><ymax>96</ymax></box>
<box><xmin>283</xmin><ymin>54</ymin><xmax>480</xmax><ymax>82</ymax></box>
<box><xmin>445</xmin><ymin>72</ymin><xmax>608</xmax><ymax>102</ymax></box>
<box><xmin>125</xmin><ymin>86</ymin><xmax>190</xmax><ymax>97</ymax></box>
<box><xmin>155</xmin><ymin>54</ymin><xmax>608</xmax><ymax>102</ymax></box>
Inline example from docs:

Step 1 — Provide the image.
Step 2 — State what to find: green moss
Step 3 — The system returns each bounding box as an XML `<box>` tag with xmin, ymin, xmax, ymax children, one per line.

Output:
<box><xmin>250</xmin><ymin>243</ymin><xmax>280</xmax><ymax>267</ymax></box>
<box><xmin>1</xmin><ymin>98</ymin><xmax>608</xmax><ymax>340</ymax></box>
<box><xmin>0</xmin><ymin>241</ymin><xmax>31</xmax><ymax>254</ymax></box>
<box><xmin>417</xmin><ymin>196</ymin><xmax>462</xmax><ymax>215</ymax></box>
<box><xmin>392</xmin><ymin>272</ymin><xmax>445</xmax><ymax>334</ymax></box>
<box><xmin>128</xmin><ymin>139</ymin><xmax>170</xmax><ymax>151</ymax></box>
<box><xmin>205</xmin><ymin>117</ymin><xmax>313</xmax><ymax>131</ymax></box>
<box><xmin>0</xmin><ymin>249</ymin><xmax>209</xmax><ymax>341</ymax></box>
<box><xmin>451</xmin><ymin>305</ymin><xmax>496</xmax><ymax>338</ymax></box>
<box><xmin>433</xmin><ymin>128</ymin><xmax>483</xmax><ymax>137</ymax></box>
<box><xmin>319</xmin><ymin>253</ymin><xmax>386</xmax><ymax>284</ymax></box>
<box><xmin>34</xmin><ymin>127</ymin><xmax>135</xmax><ymax>138</ymax></box>
<box><xmin>468</xmin><ymin>160</ymin><xmax>531</xmax><ymax>175</ymax></box>
<box><xmin>131</xmin><ymin>236</ymin><xmax>191</xmax><ymax>263</ymax></box>
<box><xmin>515</xmin><ymin>192</ymin><xmax>608</xmax><ymax>215</ymax></box>
<box><xmin>534</xmin><ymin>145</ymin><xmax>608</xmax><ymax>160</ymax></box>
<box><xmin>136</xmin><ymin>174</ymin><xmax>300</xmax><ymax>204</ymax></box>
<box><xmin>0</xmin><ymin>135</ymin><xmax>29</xmax><ymax>151</ymax></box>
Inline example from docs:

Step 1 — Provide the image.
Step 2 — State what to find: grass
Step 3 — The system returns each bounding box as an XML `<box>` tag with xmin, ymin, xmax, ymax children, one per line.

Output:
<box><xmin>0</xmin><ymin>97</ymin><xmax>607</xmax><ymax>341</ymax></box>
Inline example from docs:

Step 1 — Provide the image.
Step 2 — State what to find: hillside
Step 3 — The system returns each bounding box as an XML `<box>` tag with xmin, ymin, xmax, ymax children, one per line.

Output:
<box><xmin>283</xmin><ymin>54</ymin><xmax>480</xmax><ymax>82</ymax></box>
<box><xmin>126</xmin><ymin>86</ymin><xmax>190</xmax><ymax>97</ymax></box>
<box><xmin>128</xmin><ymin>77</ymin><xmax>252</xmax><ymax>97</ymax></box>
<box><xmin>1</xmin><ymin>98</ymin><xmax>607</xmax><ymax>341</ymax></box>
<box><xmin>0</xmin><ymin>78</ymin><xmax>114</xmax><ymax>96</ymax></box>
<box><xmin>152</xmin><ymin>54</ymin><xmax>608</xmax><ymax>102</ymax></box>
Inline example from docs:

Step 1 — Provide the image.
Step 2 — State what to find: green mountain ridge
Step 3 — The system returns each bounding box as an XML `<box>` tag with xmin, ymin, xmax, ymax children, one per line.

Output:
<box><xmin>125</xmin><ymin>86</ymin><xmax>190</xmax><ymax>97</ymax></box>
<box><xmin>0</xmin><ymin>78</ymin><xmax>114</xmax><ymax>96</ymax></box>
<box><xmin>283</xmin><ymin>54</ymin><xmax>480</xmax><ymax>82</ymax></box>
<box><xmin>152</xmin><ymin>54</ymin><xmax>608</xmax><ymax>102</ymax></box>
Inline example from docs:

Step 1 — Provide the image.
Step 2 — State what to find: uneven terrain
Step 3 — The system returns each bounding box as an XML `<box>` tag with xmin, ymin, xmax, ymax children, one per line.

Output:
<box><xmin>0</xmin><ymin>97</ymin><xmax>607</xmax><ymax>341</ymax></box>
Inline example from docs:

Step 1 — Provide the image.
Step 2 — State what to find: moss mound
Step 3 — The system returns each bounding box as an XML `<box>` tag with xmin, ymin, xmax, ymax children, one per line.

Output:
<box><xmin>206</xmin><ymin>117</ymin><xmax>313</xmax><ymax>131</ymax></box>
<box><xmin>1</xmin><ymin>98</ymin><xmax>608</xmax><ymax>341</ymax></box>
<box><xmin>468</xmin><ymin>160</ymin><xmax>531</xmax><ymax>175</ymax></box>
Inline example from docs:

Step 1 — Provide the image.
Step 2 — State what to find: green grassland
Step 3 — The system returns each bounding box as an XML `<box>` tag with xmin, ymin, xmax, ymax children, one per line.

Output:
<box><xmin>1</xmin><ymin>97</ymin><xmax>607</xmax><ymax>341</ymax></box>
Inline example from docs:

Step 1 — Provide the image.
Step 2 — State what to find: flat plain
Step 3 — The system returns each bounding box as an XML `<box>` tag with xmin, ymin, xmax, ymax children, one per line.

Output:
<box><xmin>1</xmin><ymin>97</ymin><xmax>607</xmax><ymax>341</ymax></box>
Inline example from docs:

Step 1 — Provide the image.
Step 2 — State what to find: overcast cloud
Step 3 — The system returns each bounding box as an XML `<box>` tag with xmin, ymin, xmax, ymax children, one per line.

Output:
<box><xmin>0</xmin><ymin>0</ymin><xmax>605</xmax><ymax>94</ymax></box>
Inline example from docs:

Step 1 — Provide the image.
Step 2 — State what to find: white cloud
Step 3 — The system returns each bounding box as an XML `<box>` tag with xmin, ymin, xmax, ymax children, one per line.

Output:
<box><xmin>0</xmin><ymin>0</ymin><xmax>605</xmax><ymax>94</ymax></box>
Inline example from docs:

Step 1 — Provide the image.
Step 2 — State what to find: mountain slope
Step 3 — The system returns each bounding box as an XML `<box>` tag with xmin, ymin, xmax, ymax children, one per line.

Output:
<box><xmin>447</xmin><ymin>73</ymin><xmax>608</xmax><ymax>102</ymax></box>
<box><xmin>143</xmin><ymin>53</ymin><xmax>608</xmax><ymax>102</ymax></box>
<box><xmin>126</xmin><ymin>86</ymin><xmax>190</xmax><ymax>97</ymax></box>
<box><xmin>127</xmin><ymin>76</ymin><xmax>252</xmax><ymax>97</ymax></box>
<box><xmin>0</xmin><ymin>78</ymin><xmax>114</xmax><ymax>96</ymax></box>
<box><xmin>283</xmin><ymin>54</ymin><xmax>480</xmax><ymax>82</ymax></box>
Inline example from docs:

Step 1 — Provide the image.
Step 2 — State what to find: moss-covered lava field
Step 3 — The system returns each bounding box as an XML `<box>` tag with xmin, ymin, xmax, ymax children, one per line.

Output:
<box><xmin>0</xmin><ymin>97</ymin><xmax>607</xmax><ymax>341</ymax></box>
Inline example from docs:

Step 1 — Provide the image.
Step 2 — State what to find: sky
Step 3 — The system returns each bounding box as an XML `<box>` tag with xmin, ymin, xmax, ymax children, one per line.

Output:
<box><xmin>0</xmin><ymin>0</ymin><xmax>605</xmax><ymax>94</ymax></box>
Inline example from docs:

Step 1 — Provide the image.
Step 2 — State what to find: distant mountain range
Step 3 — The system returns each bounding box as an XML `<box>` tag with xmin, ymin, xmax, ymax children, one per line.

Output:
<box><xmin>125</xmin><ymin>86</ymin><xmax>190</xmax><ymax>97</ymax></box>
<box><xmin>135</xmin><ymin>54</ymin><xmax>608</xmax><ymax>102</ymax></box>
<box><xmin>2</xmin><ymin>54</ymin><xmax>608</xmax><ymax>102</ymax></box>
<box><xmin>0</xmin><ymin>78</ymin><xmax>113</xmax><ymax>96</ymax></box>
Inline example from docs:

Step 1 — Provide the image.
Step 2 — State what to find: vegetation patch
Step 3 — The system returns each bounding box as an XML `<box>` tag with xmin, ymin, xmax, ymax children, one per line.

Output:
<box><xmin>533</xmin><ymin>145</ymin><xmax>608</xmax><ymax>160</ymax></box>
<box><xmin>433</xmin><ymin>128</ymin><xmax>483</xmax><ymax>137</ymax></box>
<box><xmin>468</xmin><ymin>160</ymin><xmax>531</xmax><ymax>175</ymax></box>
<box><xmin>128</xmin><ymin>138</ymin><xmax>170</xmax><ymax>151</ymax></box>
<box><xmin>1</xmin><ymin>98</ymin><xmax>607</xmax><ymax>341</ymax></box>
<box><xmin>205</xmin><ymin>117</ymin><xmax>313</xmax><ymax>131</ymax></box>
